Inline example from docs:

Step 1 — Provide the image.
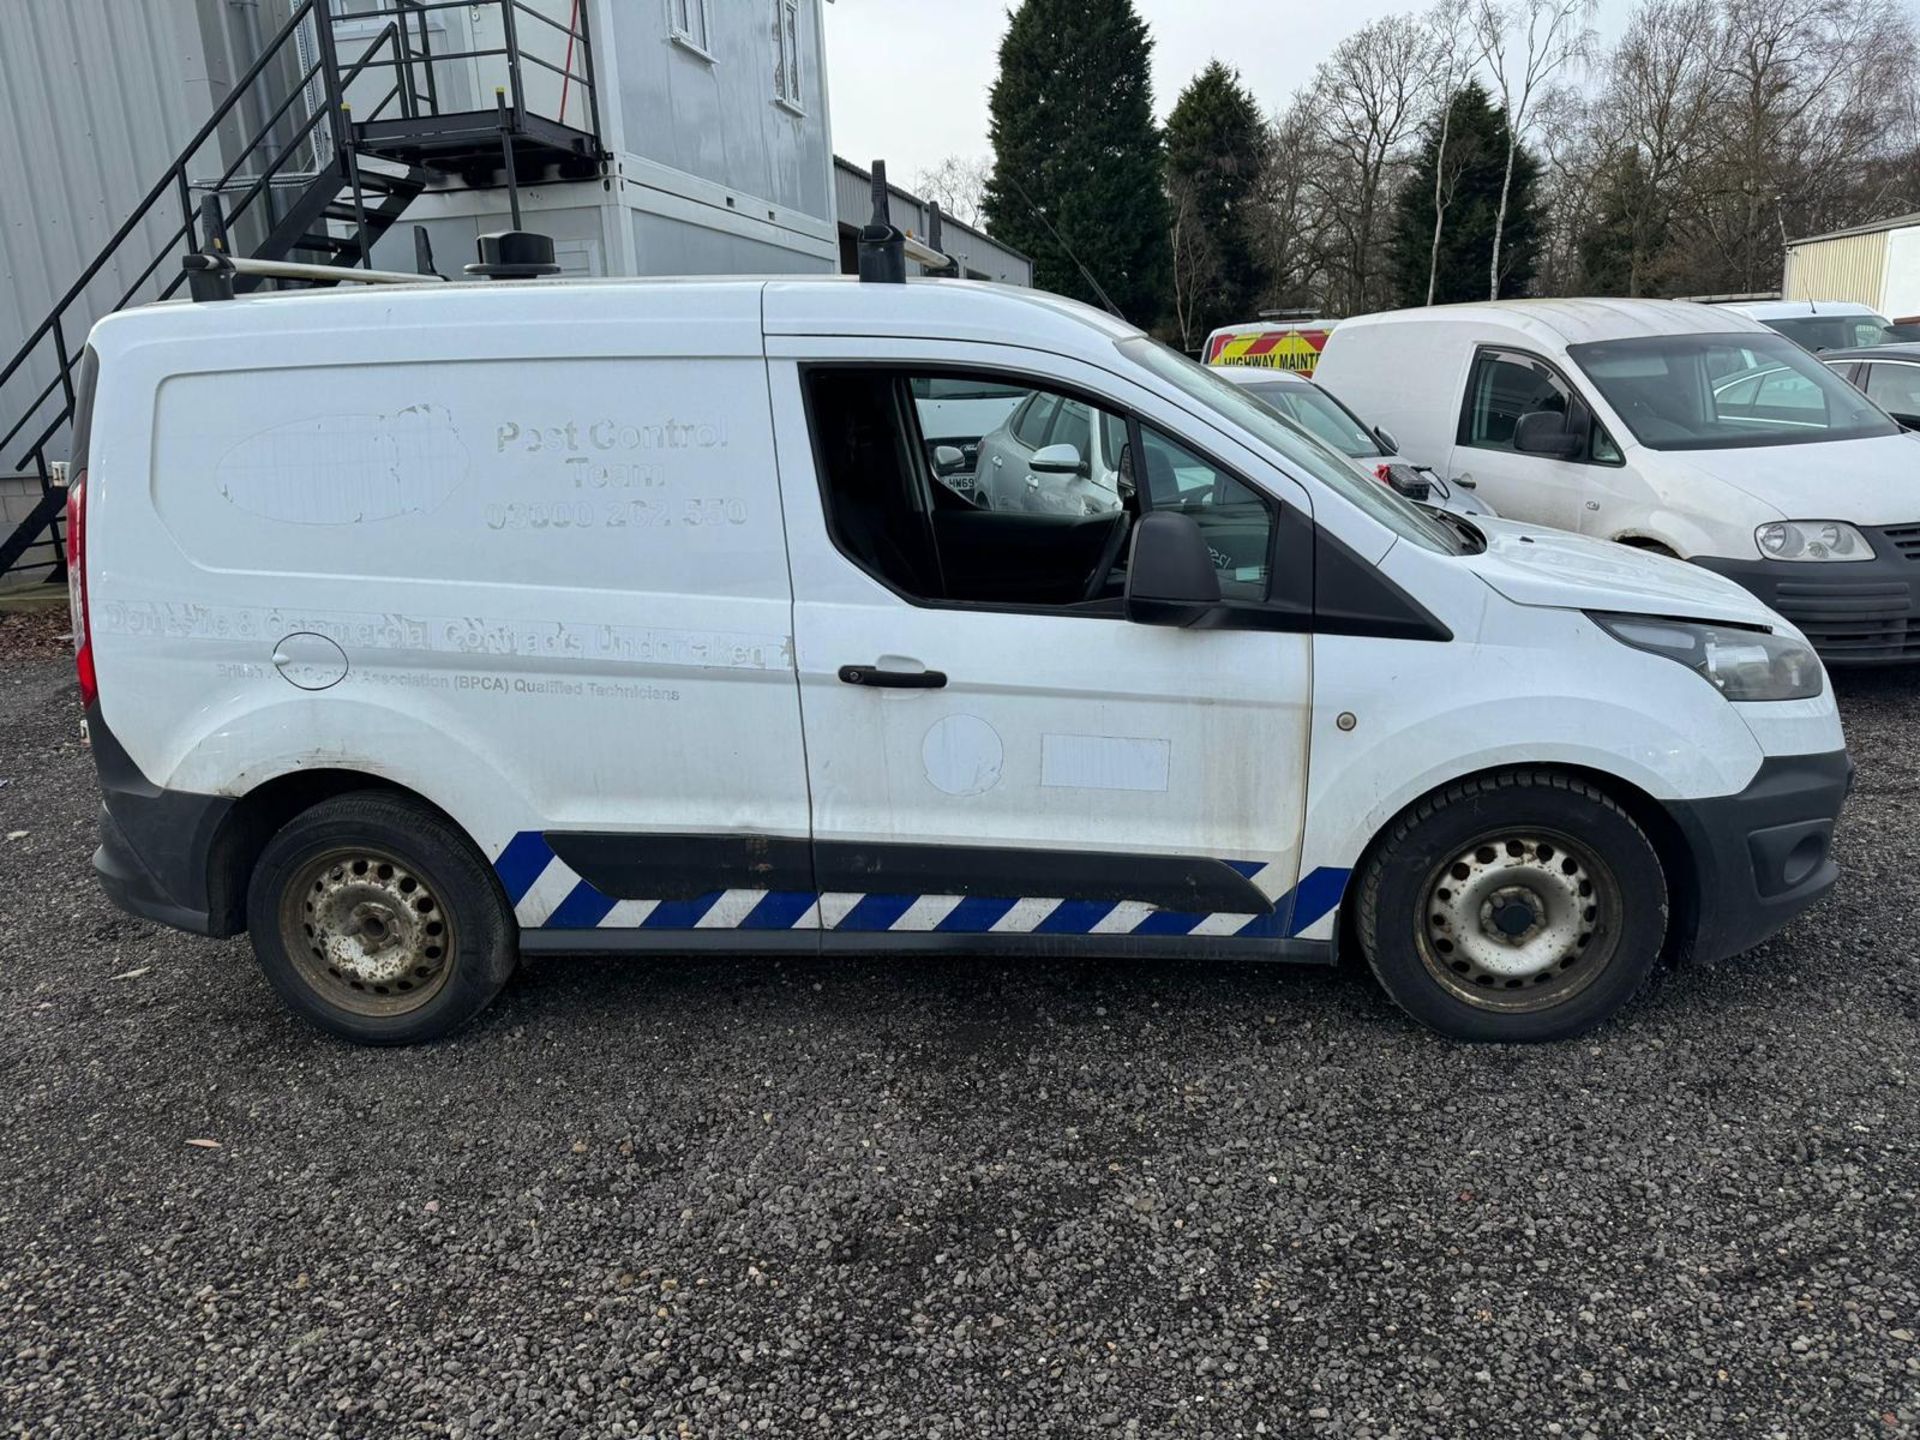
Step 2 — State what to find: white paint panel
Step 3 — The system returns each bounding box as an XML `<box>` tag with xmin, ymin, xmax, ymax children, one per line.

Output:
<box><xmin>695</xmin><ymin>890</ymin><xmax>769</xmax><ymax>928</ymax></box>
<box><xmin>1884</xmin><ymin>227</ymin><xmax>1920</xmax><ymax>318</ymax></box>
<box><xmin>891</xmin><ymin>894</ymin><xmax>965</xmax><ymax>932</ymax></box>
<box><xmin>1040</xmin><ymin>734</ymin><xmax>1172</xmax><ymax>793</ymax></box>
<box><xmin>516</xmin><ymin>859</ymin><xmax>582</xmax><ymax>927</ymax></box>
<box><xmin>600</xmin><ymin>899</ymin><xmax>660</xmax><ymax>927</ymax></box>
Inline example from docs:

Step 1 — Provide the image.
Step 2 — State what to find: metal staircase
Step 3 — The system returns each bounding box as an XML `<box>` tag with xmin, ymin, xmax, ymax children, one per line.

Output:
<box><xmin>0</xmin><ymin>0</ymin><xmax>602</xmax><ymax>583</ymax></box>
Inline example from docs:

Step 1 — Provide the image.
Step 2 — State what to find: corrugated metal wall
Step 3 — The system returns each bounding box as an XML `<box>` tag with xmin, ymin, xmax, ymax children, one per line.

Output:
<box><xmin>0</xmin><ymin>0</ymin><xmax>244</xmax><ymax>470</ymax></box>
<box><xmin>1783</xmin><ymin>231</ymin><xmax>1889</xmax><ymax>308</ymax></box>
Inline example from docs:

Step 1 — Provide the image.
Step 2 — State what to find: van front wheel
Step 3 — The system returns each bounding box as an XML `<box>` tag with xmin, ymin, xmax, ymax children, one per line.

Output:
<box><xmin>1356</xmin><ymin>771</ymin><xmax>1668</xmax><ymax>1042</ymax></box>
<box><xmin>246</xmin><ymin>793</ymin><xmax>517</xmax><ymax>1044</ymax></box>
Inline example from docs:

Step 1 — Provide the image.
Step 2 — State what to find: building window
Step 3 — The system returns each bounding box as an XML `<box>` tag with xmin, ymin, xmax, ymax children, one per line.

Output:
<box><xmin>668</xmin><ymin>0</ymin><xmax>710</xmax><ymax>53</ymax></box>
<box><xmin>773</xmin><ymin>0</ymin><xmax>803</xmax><ymax>110</ymax></box>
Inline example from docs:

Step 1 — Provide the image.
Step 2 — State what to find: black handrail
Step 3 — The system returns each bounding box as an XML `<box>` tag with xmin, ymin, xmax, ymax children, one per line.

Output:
<box><xmin>0</xmin><ymin>0</ymin><xmax>318</xmax><ymax>398</ymax></box>
<box><xmin>0</xmin><ymin>0</ymin><xmax>605</xmax><ymax>528</ymax></box>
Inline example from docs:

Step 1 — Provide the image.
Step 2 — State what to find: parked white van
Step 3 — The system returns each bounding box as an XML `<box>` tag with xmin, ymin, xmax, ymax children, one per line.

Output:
<box><xmin>1315</xmin><ymin>299</ymin><xmax>1920</xmax><ymax>663</ymax></box>
<box><xmin>71</xmin><ymin>274</ymin><xmax>1849</xmax><ymax>1045</ymax></box>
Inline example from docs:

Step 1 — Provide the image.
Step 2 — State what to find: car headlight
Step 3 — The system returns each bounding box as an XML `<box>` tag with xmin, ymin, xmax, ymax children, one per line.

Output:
<box><xmin>1755</xmin><ymin>520</ymin><xmax>1873</xmax><ymax>562</ymax></box>
<box><xmin>1589</xmin><ymin>613</ymin><xmax>1824</xmax><ymax>701</ymax></box>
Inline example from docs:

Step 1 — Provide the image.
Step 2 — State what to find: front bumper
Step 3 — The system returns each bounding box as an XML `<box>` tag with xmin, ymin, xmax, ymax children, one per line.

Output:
<box><xmin>1694</xmin><ymin>529</ymin><xmax>1920</xmax><ymax>663</ymax></box>
<box><xmin>1665</xmin><ymin>748</ymin><xmax>1852</xmax><ymax>964</ymax></box>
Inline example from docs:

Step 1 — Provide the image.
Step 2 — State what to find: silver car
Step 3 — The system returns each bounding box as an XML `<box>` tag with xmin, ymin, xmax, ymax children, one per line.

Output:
<box><xmin>1211</xmin><ymin>366</ymin><xmax>1496</xmax><ymax>518</ymax></box>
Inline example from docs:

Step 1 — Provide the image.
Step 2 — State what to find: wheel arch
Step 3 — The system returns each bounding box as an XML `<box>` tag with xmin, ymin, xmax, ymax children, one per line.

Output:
<box><xmin>203</xmin><ymin>769</ymin><xmax>467</xmax><ymax>937</ymax></box>
<box><xmin>1335</xmin><ymin>760</ymin><xmax>1700</xmax><ymax>968</ymax></box>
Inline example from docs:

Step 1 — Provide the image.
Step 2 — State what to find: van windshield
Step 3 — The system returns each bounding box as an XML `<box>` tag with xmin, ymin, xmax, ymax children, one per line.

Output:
<box><xmin>1567</xmin><ymin>331</ymin><xmax>1898</xmax><ymax>451</ymax></box>
<box><xmin>1117</xmin><ymin>337</ymin><xmax>1465</xmax><ymax>554</ymax></box>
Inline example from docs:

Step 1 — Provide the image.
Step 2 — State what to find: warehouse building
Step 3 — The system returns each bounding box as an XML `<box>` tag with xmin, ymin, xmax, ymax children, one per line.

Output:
<box><xmin>1782</xmin><ymin>213</ymin><xmax>1920</xmax><ymax>322</ymax></box>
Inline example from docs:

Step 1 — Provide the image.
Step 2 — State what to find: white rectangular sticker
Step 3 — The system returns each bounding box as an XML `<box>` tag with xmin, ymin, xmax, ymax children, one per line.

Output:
<box><xmin>1040</xmin><ymin>734</ymin><xmax>1171</xmax><ymax>793</ymax></box>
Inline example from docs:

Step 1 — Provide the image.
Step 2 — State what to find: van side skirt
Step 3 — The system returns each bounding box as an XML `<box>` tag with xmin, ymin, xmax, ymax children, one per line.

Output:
<box><xmin>518</xmin><ymin>928</ymin><xmax>1337</xmax><ymax>965</ymax></box>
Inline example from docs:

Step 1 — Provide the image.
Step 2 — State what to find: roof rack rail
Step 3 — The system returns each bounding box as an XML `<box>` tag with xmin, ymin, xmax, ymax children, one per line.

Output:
<box><xmin>857</xmin><ymin>158</ymin><xmax>954</xmax><ymax>283</ymax></box>
<box><xmin>183</xmin><ymin>251</ymin><xmax>444</xmax><ymax>302</ymax></box>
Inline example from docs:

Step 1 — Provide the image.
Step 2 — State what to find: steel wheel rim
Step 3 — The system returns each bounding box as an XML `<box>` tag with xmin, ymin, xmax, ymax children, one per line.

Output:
<box><xmin>1415</xmin><ymin>827</ymin><xmax>1621</xmax><ymax>1014</ymax></box>
<box><xmin>280</xmin><ymin>846</ymin><xmax>455</xmax><ymax>1017</ymax></box>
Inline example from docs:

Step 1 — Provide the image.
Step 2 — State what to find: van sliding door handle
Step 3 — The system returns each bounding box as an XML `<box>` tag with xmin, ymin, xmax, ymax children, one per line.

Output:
<box><xmin>838</xmin><ymin>664</ymin><xmax>947</xmax><ymax>689</ymax></box>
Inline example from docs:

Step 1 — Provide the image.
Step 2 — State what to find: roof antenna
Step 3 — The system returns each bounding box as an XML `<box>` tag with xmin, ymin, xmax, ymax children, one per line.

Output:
<box><xmin>857</xmin><ymin>160</ymin><xmax>908</xmax><ymax>284</ymax></box>
<box><xmin>998</xmin><ymin>170</ymin><xmax>1124</xmax><ymax>320</ymax></box>
<box><xmin>924</xmin><ymin>203</ymin><xmax>961</xmax><ymax>280</ymax></box>
<box><xmin>413</xmin><ymin>225</ymin><xmax>443</xmax><ymax>280</ymax></box>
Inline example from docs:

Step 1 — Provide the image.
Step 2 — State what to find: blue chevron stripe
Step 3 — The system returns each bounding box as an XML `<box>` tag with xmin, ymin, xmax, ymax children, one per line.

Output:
<box><xmin>491</xmin><ymin>832</ymin><xmax>1350</xmax><ymax>939</ymax></box>
<box><xmin>544</xmin><ymin>880</ymin><xmax>618</xmax><ymax>930</ymax></box>
<box><xmin>495</xmin><ymin>831</ymin><xmax>557</xmax><ymax>906</ymax></box>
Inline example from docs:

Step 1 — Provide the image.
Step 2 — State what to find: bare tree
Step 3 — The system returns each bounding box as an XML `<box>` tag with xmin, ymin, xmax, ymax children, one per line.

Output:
<box><xmin>1472</xmin><ymin>0</ymin><xmax>1595</xmax><ymax>298</ymax></box>
<box><xmin>1166</xmin><ymin>177</ymin><xmax>1221</xmax><ymax>351</ymax></box>
<box><xmin>912</xmin><ymin>156</ymin><xmax>990</xmax><ymax>228</ymax></box>
<box><xmin>1252</xmin><ymin>100</ymin><xmax>1336</xmax><ymax>309</ymax></box>
<box><xmin>1701</xmin><ymin>0</ymin><xmax>1918</xmax><ymax>290</ymax></box>
<box><xmin>1422</xmin><ymin>0</ymin><xmax>1476</xmax><ymax>304</ymax></box>
<box><xmin>1593</xmin><ymin>0</ymin><xmax>1726</xmax><ymax>295</ymax></box>
<box><xmin>1303</xmin><ymin>15</ymin><xmax>1437</xmax><ymax>312</ymax></box>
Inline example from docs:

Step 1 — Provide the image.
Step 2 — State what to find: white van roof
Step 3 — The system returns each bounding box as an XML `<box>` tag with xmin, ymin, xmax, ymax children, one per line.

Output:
<box><xmin>1334</xmin><ymin>297</ymin><xmax>1772</xmax><ymax>349</ymax></box>
<box><xmin>89</xmin><ymin>274</ymin><xmax>1138</xmax><ymax>357</ymax></box>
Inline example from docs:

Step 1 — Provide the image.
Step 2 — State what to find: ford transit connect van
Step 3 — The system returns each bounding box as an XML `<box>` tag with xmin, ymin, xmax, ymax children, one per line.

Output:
<box><xmin>1315</xmin><ymin>299</ymin><xmax>1920</xmax><ymax>663</ymax></box>
<box><xmin>72</xmin><ymin>276</ymin><xmax>1849</xmax><ymax>1045</ymax></box>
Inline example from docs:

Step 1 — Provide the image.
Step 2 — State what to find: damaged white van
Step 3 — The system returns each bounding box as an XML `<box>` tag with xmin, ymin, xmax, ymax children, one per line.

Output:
<box><xmin>70</xmin><ymin>259</ymin><xmax>1849</xmax><ymax>1045</ymax></box>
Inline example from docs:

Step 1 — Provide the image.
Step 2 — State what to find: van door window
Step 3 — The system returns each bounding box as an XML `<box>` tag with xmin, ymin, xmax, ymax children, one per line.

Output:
<box><xmin>1465</xmin><ymin>351</ymin><xmax>1572</xmax><ymax>449</ymax></box>
<box><xmin>806</xmin><ymin>369</ymin><xmax>1135</xmax><ymax>612</ymax></box>
<box><xmin>1462</xmin><ymin>348</ymin><xmax>1620</xmax><ymax>464</ymax></box>
<box><xmin>1138</xmin><ymin>426</ymin><xmax>1275</xmax><ymax>601</ymax></box>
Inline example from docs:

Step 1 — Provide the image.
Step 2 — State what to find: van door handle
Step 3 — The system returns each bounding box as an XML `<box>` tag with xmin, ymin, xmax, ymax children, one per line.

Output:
<box><xmin>1452</xmin><ymin>472</ymin><xmax>1477</xmax><ymax>489</ymax></box>
<box><xmin>838</xmin><ymin>664</ymin><xmax>948</xmax><ymax>689</ymax></box>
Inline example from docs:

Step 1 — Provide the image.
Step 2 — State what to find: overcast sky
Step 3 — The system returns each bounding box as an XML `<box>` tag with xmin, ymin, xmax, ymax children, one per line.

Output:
<box><xmin>822</xmin><ymin>0</ymin><xmax>1635</xmax><ymax>191</ymax></box>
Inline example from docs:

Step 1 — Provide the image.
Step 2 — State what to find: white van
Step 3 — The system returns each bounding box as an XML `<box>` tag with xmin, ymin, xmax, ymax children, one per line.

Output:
<box><xmin>71</xmin><ymin>274</ymin><xmax>1849</xmax><ymax>1046</ymax></box>
<box><xmin>1315</xmin><ymin>299</ymin><xmax>1920</xmax><ymax>663</ymax></box>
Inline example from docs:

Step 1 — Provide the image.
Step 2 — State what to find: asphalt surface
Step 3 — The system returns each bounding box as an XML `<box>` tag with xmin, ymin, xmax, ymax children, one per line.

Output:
<box><xmin>3</xmin><ymin>655</ymin><xmax>1918</xmax><ymax>1439</ymax></box>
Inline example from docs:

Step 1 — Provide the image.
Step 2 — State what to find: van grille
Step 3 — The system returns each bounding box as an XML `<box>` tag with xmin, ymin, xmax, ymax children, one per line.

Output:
<box><xmin>1773</xmin><ymin>577</ymin><xmax>1920</xmax><ymax>659</ymax></box>
<box><xmin>1879</xmin><ymin>523</ymin><xmax>1920</xmax><ymax>560</ymax></box>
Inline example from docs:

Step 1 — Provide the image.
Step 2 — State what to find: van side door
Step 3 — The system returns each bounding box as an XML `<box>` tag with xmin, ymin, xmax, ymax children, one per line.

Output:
<box><xmin>765</xmin><ymin>337</ymin><xmax>1322</xmax><ymax>949</ymax></box>
<box><xmin>1448</xmin><ymin>348</ymin><xmax>1629</xmax><ymax>534</ymax></box>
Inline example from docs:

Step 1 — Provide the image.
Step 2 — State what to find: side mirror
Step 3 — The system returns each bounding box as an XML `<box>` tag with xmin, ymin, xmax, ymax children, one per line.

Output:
<box><xmin>1029</xmin><ymin>442</ymin><xmax>1083</xmax><ymax>474</ymax></box>
<box><xmin>1372</xmin><ymin>425</ymin><xmax>1398</xmax><ymax>455</ymax></box>
<box><xmin>933</xmin><ymin>444</ymin><xmax>966</xmax><ymax>474</ymax></box>
<box><xmin>1513</xmin><ymin>410</ymin><xmax>1583</xmax><ymax>459</ymax></box>
<box><xmin>1125</xmin><ymin>511</ymin><xmax>1221</xmax><ymax>627</ymax></box>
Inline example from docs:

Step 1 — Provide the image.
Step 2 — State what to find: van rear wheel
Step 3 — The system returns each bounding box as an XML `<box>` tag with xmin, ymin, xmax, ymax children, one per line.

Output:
<box><xmin>246</xmin><ymin>793</ymin><xmax>517</xmax><ymax>1044</ymax></box>
<box><xmin>1356</xmin><ymin>771</ymin><xmax>1667</xmax><ymax>1042</ymax></box>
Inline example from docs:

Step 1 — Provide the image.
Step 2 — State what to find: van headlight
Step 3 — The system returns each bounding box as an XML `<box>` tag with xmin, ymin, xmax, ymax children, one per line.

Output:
<box><xmin>1589</xmin><ymin>613</ymin><xmax>1824</xmax><ymax>701</ymax></box>
<box><xmin>1756</xmin><ymin>520</ymin><xmax>1872</xmax><ymax>561</ymax></box>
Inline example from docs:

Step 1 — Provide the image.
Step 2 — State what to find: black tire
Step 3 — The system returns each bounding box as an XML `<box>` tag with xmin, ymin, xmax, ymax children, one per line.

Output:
<box><xmin>1355</xmin><ymin>770</ymin><xmax>1668</xmax><ymax>1043</ymax></box>
<box><xmin>245</xmin><ymin>792</ymin><xmax>517</xmax><ymax>1044</ymax></box>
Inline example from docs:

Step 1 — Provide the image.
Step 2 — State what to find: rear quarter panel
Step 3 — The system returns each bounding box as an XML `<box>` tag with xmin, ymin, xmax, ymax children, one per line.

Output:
<box><xmin>83</xmin><ymin>283</ymin><xmax>811</xmax><ymax>864</ymax></box>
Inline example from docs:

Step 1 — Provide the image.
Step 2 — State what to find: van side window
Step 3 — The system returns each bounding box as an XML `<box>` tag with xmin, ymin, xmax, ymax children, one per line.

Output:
<box><xmin>1464</xmin><ymin>351</ymin><xmax>1571</xmax><ymax>449</ymax></box>
<box><xmin>806</xmin><ymin>369</ymin><xmax>1137</xmax><ymax>613</ymax></box>
<box><xmin>1463</xmin><ymin>348</ymin><xmax>1622</xmax><ymax>465</ymax></box>
<box><xmin>1137</xmin><ymin>427</ymin><xmax>1274</xmax><ymax>601</ymax></box>
<box><xmin>805</xmin><ymin>368</ymin><xmax>1286</xmax><ymax>614</ymax></box>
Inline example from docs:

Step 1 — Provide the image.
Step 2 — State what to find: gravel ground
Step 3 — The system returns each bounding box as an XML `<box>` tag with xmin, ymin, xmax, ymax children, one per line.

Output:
<box><xmin>3</xmin><ymin>657</ymin><xmax>1918</xmax><ymax>1439</ymax></box>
